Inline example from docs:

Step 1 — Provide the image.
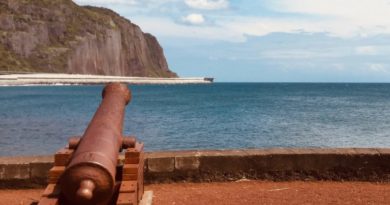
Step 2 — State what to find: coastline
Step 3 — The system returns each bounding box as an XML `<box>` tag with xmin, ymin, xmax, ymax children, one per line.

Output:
<box><xmin>0</xmin><ymin>73</ymin><xmax>214</xmax><ymax>86</ymax></box>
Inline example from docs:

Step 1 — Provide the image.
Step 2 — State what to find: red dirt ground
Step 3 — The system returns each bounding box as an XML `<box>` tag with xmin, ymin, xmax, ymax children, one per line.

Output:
<box><xmin>0</xmin><ymin>181</ymin><xmax>389</xmax><ymax>205</ymax></box>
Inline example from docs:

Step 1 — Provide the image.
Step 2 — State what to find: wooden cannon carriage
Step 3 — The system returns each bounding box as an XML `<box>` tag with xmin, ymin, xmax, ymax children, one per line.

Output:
<box><xmin>38</xmin><ymin>83</ymin><xmax>144</xmax><ymax>205</ymax></box>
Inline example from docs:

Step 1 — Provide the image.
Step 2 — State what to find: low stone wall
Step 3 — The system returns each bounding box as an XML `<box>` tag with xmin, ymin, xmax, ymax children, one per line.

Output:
<box><xmin>1</xmin><ymin>148</ymin><xmax>389</xmax><ymax>188</ymax></box>
<box><xmin>0</xmin><ymin>156</ymin><xmax>52</xmax><ymax>188</ymax></box>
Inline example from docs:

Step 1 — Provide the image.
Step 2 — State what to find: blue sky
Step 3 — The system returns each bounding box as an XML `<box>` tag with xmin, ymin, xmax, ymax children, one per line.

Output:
<box><xmin>74</xmin><ymin>0</ymin><xmax>390</xmax><ymax>82</ymax></box>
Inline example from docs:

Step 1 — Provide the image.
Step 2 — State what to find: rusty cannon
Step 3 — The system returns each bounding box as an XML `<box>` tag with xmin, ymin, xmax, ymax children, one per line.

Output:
<box><xmin>38</xmin><ymin>83</ymin><xmax>145</xmax><ymax>205</ymax></box>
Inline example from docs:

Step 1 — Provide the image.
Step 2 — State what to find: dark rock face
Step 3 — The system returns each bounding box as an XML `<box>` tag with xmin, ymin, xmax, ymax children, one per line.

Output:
<box><xmin>0</xmin><ymin>0</ymin><xmax>177</xmax><ymax>77</ymax></box>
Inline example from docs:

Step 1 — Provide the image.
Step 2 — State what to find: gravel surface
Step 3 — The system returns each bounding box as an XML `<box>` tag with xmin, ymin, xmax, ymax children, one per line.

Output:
<box><xmin>0</xmin><ymin>181</ymin><xmax>389</xmax><ymax>205</ymax></box>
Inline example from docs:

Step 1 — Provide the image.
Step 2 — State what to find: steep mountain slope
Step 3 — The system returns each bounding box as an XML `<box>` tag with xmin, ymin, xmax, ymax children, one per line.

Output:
<box><xmin>0</xmin><ymin>0</ymin><xmax>177</xmax><ymax>77</ymax></box>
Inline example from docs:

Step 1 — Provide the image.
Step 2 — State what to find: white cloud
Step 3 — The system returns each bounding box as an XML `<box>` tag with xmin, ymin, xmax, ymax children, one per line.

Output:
<box><xmin>260</xmin><ymin>0</ymin><xmax>390</xmax><ymax>38</ymax></box>
<box><xmin>270</xmin><ymin>0</ymin><xmax>390</xmax><ymax>24</ymax></box>
<box><xmin>367</xmin><ymin>63</ymin><xmax>389</xmax><ymax>73</ymax></box>
<box><xmin>131</xmin><ymin>17</ymin><xmax>243</xmax><ymax>41</ymax></box>
<box><xmin>182</xmin><ymin>14</ymin><xmax>205</xmax><ymax>25</ymax></box>
<box><xmin>355</xmin><ymin>46</ymin><xmax>377</xmax><ymax>55</ymax></box>
<box><xmin>178</xmin><ymin>0</ymin><xmax>390</xmax><ymax>41</ymax></box>
<box><xmin>153</xmin><ymin>0</ymin><xmax>390</xmax><ymax>42</ymax></box>
<box><xmin>220</xmin><ymin>14</ymin><xmax>390</xmax><ymax>40</ymax></box>
<box><xmin>185</xmin><ymin>0</ymin><xmax>228</xmax><ymax>10</ymax></box>
<box><xmin>76</xmin><ymin>0</ymin><xmax>390</xmax><ymax>43</ymax></box>
<box><xmin>259</xmin><ymin>49</ymin><xmax>345</xmax><ymax>59</ymax></box>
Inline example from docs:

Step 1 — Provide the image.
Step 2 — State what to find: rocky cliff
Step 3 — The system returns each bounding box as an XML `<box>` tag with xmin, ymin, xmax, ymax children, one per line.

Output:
<box><xmin>0</xmin><ymin>0</ymin><xmax>177</xmax><ymax>77</ymax></box>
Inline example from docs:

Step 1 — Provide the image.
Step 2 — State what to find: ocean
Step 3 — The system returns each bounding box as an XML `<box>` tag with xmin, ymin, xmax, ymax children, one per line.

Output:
<box><xmin>0</xmin><ymin>83</ymin><xmax>390</xmax><ymax>156</ymax></box>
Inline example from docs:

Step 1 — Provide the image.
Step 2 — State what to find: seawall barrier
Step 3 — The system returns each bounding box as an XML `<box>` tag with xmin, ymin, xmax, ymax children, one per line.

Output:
<box><xmin>0</xmin><ymin>148</ymin><xmax>389</xmax><ymax>188</ymax></box>
<box><xmin>0</xmin><ymin>73</ymin><xmax>214</xmax><ymax>85</ymax></box>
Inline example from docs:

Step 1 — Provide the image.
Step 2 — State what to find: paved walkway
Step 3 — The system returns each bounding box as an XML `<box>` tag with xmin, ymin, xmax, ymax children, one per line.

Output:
<box><xmin>0</xmin><ymin>181</ymin><xmax>389</xmax><ymax>205</ymax></box>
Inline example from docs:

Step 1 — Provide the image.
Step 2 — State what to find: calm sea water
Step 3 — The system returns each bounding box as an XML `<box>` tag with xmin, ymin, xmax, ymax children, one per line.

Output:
<box><xmin>1</xmin><ymin>83</ymin><xmax>390</xmax><ymax>156</ymax></box>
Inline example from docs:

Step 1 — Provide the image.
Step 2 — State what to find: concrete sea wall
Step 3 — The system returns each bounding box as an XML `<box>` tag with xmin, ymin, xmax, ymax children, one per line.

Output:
<box><xmin>0</xmin><ymin>148</ymin><xmax>389</xmax><ymax>188</ymax></box>
<box><xmin>0</xmin><ymin>74</ymin><xmax>213</xmax><ymax>85</ymax></box>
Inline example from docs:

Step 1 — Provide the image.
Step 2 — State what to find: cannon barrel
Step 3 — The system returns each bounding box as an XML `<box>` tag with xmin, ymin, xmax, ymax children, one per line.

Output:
<box><xmin>60</xmin><ymin>83</ymin><xmax>131</xmax><ymax>205</ymax></box>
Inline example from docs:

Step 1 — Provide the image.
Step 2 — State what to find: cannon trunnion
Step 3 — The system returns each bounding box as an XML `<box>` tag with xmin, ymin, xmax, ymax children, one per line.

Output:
<box><xmin>38</xmin><ymin>83</ymin><xmax>145</xmax><ymax>205</ymax></box>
